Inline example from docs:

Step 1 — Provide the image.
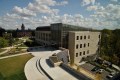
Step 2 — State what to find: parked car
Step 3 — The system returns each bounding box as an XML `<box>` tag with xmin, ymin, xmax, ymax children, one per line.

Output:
<box><xmin>106</xmin><ymin>73</ymin><xmax>115</xmax><ymax>79</ymax></box>
<box><xmin>91</xmin><ymin>67</ymin><xmax>100</xmax><ymax>72</ymax></box>
<box><xmin>97</xmin><ymin>69</ymin><xmax>104</xmax><ymax>73</ymax></box>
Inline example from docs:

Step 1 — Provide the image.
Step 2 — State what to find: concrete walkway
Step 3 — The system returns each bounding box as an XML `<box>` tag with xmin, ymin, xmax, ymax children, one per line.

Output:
<box><xmin>24</xmin><ymin>57</ymin><xmax>48</xmax><ymax>80</ymax></box>
<box><xmin>0</xmin><ymin>52</ymin><xmax>29</xmax><ymax>59</ymax></box>
<box><xmin>24</xmin><ymin>50</ymin><xmax>60</xmax><ymax>80</ymax></box>
<box><xmin>40</xmin><ymin>57</ymin><xmax>78</xmax><ymax>80</ymax></box>
<box><xmin>0</xmin><ymin>49</ymin><xmax>9</xmax><ymax>55</ymax></box>
<box><xmin>24</xmin><ymin>49</ymin><xmax>81</xmax><ymax>80</ymax></box>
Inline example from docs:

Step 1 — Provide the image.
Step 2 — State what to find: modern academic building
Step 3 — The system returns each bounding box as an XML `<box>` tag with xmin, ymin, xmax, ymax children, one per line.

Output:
<box><xmin>35</xmin><ymin>23</ymin><xmax>101</xmax><ymax>64</ymax></box>
<box><xmin>69</xmin><ymin>31</ymin><xmax>101</xmax><ymax>64</ymax></box>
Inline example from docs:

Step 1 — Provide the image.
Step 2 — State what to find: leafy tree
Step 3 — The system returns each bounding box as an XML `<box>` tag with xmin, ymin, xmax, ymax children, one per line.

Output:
<box><xmin>0</xmin><ymin>37</ymin><xmax>8</xmax><ymax>48</ymax></box>
<box><xmin>100</xmin><ymin>29</ymin><xmax>120</xmax><ymax>66</ymax></box>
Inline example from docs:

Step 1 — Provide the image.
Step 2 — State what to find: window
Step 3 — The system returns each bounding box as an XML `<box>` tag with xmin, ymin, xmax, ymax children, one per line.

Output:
<box><xmin>76</xmin><ymin>53</ymin><xmax>78</xmax><ymax>57</ymax></box>
<box><xmin>80</xmin><ymin>44</ymin><xmax>82</xmax><ymax>48</ymax></box>
<box><xmin>88</xmin><ymin>43</ymin><xmax>89</xmax><ymax>47</ymax></box>
<box><xmin>84</xmin><ymin>36</ymin><xmax>86</xmax><ymax>39</ymax></box>
<box><xmin>88</xmin><ymin>35</ymin><xmax>90</xmax><ymax>39</ymax></box>
<box><xmin>80</xmin><ymin>36</ymin><xmax>82</xmax><ymax>40</ymax></box>
<box><xmin>83</xmin><ymin>51</ymin><xmax>85</xmax><ymax>55</ymax></box>
<box><xmin>98</xmin><ymin>41</ymin><xmax>100</xmax><ymax>45</ymax></box>
<box><xmin>87</xmin><ymin>50</ymin><xmax>89</xmax><ymax>54</ymax></box>
<box><xmin>76</xmin><ymin>36</ymin><xmax>79</xmax><ymax>40</ymax></box>
<box><xmin>76</xmin><ymin>44</ymin><xmax>78</xmax><ymax>49</ymax></box>
<box><xmin>79</xmin><ymin>52</ymin><xmax>82</xmax><ymax>56</ymax></box>
<box><xmin>99</xmin><ymin>35</ymin><xmax>100</xmax><ymax>38</ymax></box>
<box><xmin>84</xmin><ymin>43</ymin><xmax>86</xmax><ymax>48</ymax></box>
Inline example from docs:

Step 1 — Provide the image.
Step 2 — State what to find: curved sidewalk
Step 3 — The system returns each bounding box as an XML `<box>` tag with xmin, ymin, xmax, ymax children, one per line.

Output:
<box><xmin>40</xmin><ymin>57</ymin><xmax>78</xmax><ymax>80</ymax></box>
<box><xmin>24</xmin><ymin>57</ymin><xmax>48</xmax><ymax>80</ymax></box>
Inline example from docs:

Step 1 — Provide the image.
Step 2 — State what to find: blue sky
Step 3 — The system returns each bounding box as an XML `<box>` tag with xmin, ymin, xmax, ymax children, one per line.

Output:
<box><xmin>0</xmin><ymin>0</ymin><xmax>120</xmax><ymax>29</ymax></box>
<box><xmin>0</xmin><ymin>0</ymin><xmax>30</xmax><ymax>15</ymax></box>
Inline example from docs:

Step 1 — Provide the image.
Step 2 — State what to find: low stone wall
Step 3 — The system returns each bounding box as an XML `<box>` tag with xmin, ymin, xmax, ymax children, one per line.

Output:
<box><xmin>49</xmin><ymin>57</ymin><xmax>62</xmax><ymax>67</ymax></box>
<box><xmin>60</xmin><ymin>63</ymin><xmax>92</xmax><ymax>80</ymax></box>
<box><xmin>77</xmin><ymin>66</ymin><xmax>95</xmax><ymax>79</ymax></box>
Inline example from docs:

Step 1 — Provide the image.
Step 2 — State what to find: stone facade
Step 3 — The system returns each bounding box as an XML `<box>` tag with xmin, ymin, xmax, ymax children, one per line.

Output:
<box><xmin>35</xmin><ymin>23</ymin><xmax>101</xmax><ymax>64</ymax></box>
<box><xmin>68</xmin><ymin>31</ymin><xmax>101</xmax><ymax>64</ymax></box>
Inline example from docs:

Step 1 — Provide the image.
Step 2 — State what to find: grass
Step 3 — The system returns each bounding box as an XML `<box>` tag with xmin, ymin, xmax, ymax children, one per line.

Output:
<box><xmin>0</xmin><ymin>48</ymin><xmax>27</xmax><ymax>57</ymax></box>
<box><xmin>0</xmin><ymin>49</ymin><xmax>6</xmax><ymax>53</ymax></box>
<box><xmin>17</xmin><ymin>44</ymin><xmax>28</xmax><ymax>47</ymax></box>
<box><xmin>0</xmin><ymin>54</ymin><xmax>33</xmax><ymax>80</ymax></box>
<box><xmin>13</xmin><ymin>39</ymin><xmax>23</xmax><ymax>45</ymax></box>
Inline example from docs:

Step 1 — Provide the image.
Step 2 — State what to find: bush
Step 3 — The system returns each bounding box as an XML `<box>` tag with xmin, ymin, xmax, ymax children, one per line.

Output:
<box><xmin>0</xmin><ymin>37</ymin><xmax>8</xmax><ymax>48</ymax></box>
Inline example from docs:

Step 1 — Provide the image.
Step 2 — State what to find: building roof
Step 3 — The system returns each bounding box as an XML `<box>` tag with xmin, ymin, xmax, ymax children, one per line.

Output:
<box><xmin>69</xmin><ymin>31</ymin><xmax>101</xmax><ymax>33</ymax></box>
<box><xmin>51</xmin><ymin>23</ymin><xmax>92</xmax><ymax>30</ymax></box>
<box><xmin>36</xmin><ymin>26</ymin><xmax>50</xmax><ymax>31</ymax></box>
<box><xmin>36</xmin><ymin>23</ymin><xmax>94</xmax><ymax>31</ymax></box>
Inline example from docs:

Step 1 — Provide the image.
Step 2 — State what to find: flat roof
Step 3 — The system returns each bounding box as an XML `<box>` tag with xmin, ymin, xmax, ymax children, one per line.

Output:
<box><xmin>69</xmin><ymin>31</ymin><xmax>101</xmax><ymax>33</ymax></box>
<box><xmin>36</xmin><ymin>26</ymin><xmax>50</xmax><ymax>31</ymax></box>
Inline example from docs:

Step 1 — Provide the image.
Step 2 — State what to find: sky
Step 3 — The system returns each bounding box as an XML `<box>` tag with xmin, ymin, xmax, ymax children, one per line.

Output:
<box><xmin>0</xmin><ymin>0</ymin><xmax>120</xmax><ymax>30</ymax></box>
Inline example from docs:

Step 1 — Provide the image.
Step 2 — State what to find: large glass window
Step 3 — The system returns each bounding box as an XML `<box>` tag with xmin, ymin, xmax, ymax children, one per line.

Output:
<box><xmin>79</xmin><ymin>52</ymin><xmax>82</xmax><ymax>56</ymax></box>
<box><xmin>83</xmin><ymin>51</ymin><xmax>85</xmax><ymax>55</ymax></box>
<box><xmin>80</xmin><ymin>44</ymin><xmax>82</xmax><ymax>48</ymax></box>
<box><xmin>76</xmin><ymin>36</ymin><xmax>79</xmax><ymax>40</ymax></box>
<box><xmin>99</xmin><ymin>35</ymin><xmax>101</xmax><ymax>38</ymax></box>
<box><xmin>80</xmin><ymin>36</ymin><xmax>82</xmax><ymax>40</ymax></box>
<box><xmin>76</xmin><ymin>53</ymin><xmax>78</xmax><ymax>57</ymax></box>
<box><xmin>88</xmin><ymin>43</ymin><xmax>89</xmax><ymax>47</ymax></box>
<box><xmin>76</xmin><ymin>44</ymin><xmax>78</xmax><ymax>49</ymax></box>
<box><xmin>84</xmin><ymin>43</ymin><xmax>86</xmax><ymax>48</ymax></box>
<box><xmin>88</xmin><ymin>35</ymin><xmax>90</xmax><ymax>39</ymax></box>
<box><xmin>84</xmin><ymin>36</ymin><xmax>86</xmax><ymax>39</ymax></box>
<box><xmin>87</xmin><ymin>50</ymin><xmax>89</xmax><ymax>54</ymax></box>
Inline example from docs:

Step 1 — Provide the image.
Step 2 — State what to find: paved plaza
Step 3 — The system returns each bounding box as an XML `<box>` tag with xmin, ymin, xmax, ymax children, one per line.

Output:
<box><xmin>24</xmin><ymin>47</ymin><xmax>90</xmax><ymax>80</ymax></box>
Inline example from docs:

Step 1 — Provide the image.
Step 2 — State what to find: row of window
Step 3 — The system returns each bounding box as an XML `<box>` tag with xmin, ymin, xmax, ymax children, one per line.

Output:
<box><xmin>76</xmin><ymin>35</ymin><xmax>90</xmax><ymax>40</ymax></box>
<box><xmin>76</xmin><ymin>34</ymin><xmax>101</xmax><ymax>40</ymax></box>
<box><xmin>76</xmin><ymin>50</ymin><xmax>89</xmax><ymax>57</ymax></box>
<box><xmin>76</xmin><ymin>43</ymin><xmax>89</xmax><ymax>49</ymax></box>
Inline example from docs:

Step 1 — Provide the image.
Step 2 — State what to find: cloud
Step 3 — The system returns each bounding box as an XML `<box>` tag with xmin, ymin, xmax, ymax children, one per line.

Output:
<box><xmin>110</xmin><ymin>0</ymin><xmax>117</xmax><ymax>2</ymax></box>
<box><xmin>11</xmin><ymin>0</ymin><xmax>68</xmax><ymax>18</ymax></box>
<box><xmin>13</xmin><ymin>6</ymin><xmax>36</xmax><ymax>17</ymax></box>
<box><xmin>0</xmin><ymin>0</ymin><xmax>68</xmax><ymax>29</ymax></box>
<box><xmin>82</xmin><ymin>0</ymin><xmax>96</xmax><ymax>6</ymax></box>
<box><xmin>88</xmin><ymin>3</ymin><xmax>120</xmax><ymax>29</ymax></box>
<box><xmin>87</xmin><ymin>5</ymin><xmax>98</xmax><ymax>11</ymax></box>
<box><xmin>0</xmin><ymin>0</ymin><xmax>120</xmax><ymax>30</ymax></box>
<box><xmin>57</xmin><ymin>1</ymin><xmax>68</xmax><ymax>6</ymax></box>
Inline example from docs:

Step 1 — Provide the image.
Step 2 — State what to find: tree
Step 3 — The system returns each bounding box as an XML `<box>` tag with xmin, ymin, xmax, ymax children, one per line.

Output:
<box><xmin>0</xmin><ymin>37</ymin><xmax>8</xmax><ymax>48</ymax></box>
<box><xmin>100</xmin><ymin>29</ymin><xmax>120</xmax><ymax>66</ymax></box>
<box><xmin>3</xmin><ymin>32</ymin><xmax>13</xmax><ymax>46</ymax></box>
<box><xmin>0</xmin><ymin>27</ymin><xmax>5</xmax><ymax>37</ymax></box>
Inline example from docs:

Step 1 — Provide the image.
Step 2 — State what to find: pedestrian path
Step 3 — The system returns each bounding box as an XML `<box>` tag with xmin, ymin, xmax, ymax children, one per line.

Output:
<box><xmin>24</xmin><ymin>57</ymin><xmax>48</xmax><ymax>80</ymax></box>
<box><xmin>40</xmin><ymin>57</ymin><xmax>78</xmax><ymax>80</ymax></box>
<box><xmin>0</xmin><ymin>52</ymin><xmax>29</xmax><ymax>59</ymax></box>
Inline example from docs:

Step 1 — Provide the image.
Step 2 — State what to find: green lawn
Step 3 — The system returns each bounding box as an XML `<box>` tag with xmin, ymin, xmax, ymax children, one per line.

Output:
<box><xmin>0</xmin><ymin>49</ymin><xmax>6</xmax><ymax>53</ymax></box>
<box><xmin>0</xmin><ymin>54</ymin><xmax>33</xmax><ymax>80</ymax></box>
<box><xmin>0</xmin><ymin>48</ymin><xmax>27</xmax><ymax>57</ymax></box>
<box><xmin>17</xmin><ymin>44</ymin><xmax>28</xmax><ymax>47</ymax></box>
